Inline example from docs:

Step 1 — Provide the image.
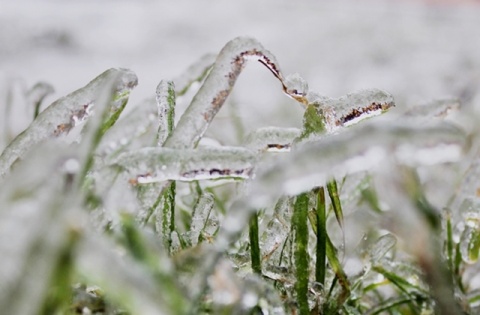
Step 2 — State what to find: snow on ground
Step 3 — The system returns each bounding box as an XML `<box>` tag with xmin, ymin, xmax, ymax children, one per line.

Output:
<box><xmin>1</xmin><ymin>0</ymin><xmax>480</xmax><ymax>144</ymax></box>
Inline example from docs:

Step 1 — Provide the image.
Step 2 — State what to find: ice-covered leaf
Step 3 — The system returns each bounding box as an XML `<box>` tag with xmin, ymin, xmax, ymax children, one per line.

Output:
<box><xmin>112</xmin><ymin>146</ymin><xmax>256</xmax><ymax>184</ymax></box>
<box><xmin>0</xmin><ymin>68</ymin><xmax>138</xmax><ymax>177</ymax></box>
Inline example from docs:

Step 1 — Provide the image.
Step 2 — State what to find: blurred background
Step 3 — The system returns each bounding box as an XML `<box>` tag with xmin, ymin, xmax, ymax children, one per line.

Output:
<box><xmin>1</xmin><ymin>0</ymin><xmax>480</xmax><ymax>144</ymax></box>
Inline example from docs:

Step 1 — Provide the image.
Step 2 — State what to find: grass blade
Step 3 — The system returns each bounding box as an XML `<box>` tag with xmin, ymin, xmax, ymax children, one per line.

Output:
<box><xmin>249</xmin><ymin>211</ymin><xmax>262</xmax><ymax>274</ymax></box>
<box><xmin>326</xmin><ymin>234</ymin><xmax>351</xmax><ymax>306</ymax></box>
<box><xmin>316</xmin><ymin>187</ymin><xmax>327</xmax><ymax>285</ymax></box>
<box><xmin>293</xmin><ymin>193</ymin><xmax>310</xmax><ymax>315</ymax></box>
<box><xmin>327</xmin><ymin>179</ymin><xmax>344</xmax><ymax>228</ymax></box>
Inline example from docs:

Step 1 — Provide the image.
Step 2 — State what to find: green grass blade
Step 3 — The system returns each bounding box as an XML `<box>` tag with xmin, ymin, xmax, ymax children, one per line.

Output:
<box><xmin>293</xmin><ymin>193</ymin><xmax>310</xmax><ymax>315</ymax></box>
<box><xmin>326</xmin><ymin>234</ymin><xmax>351</xmax><ymax>304</ymax></box>
<box><xmin>445</xmin><ymin>209</ymin><xmax>454</xmax><ymax>272</ymax></box>
<box><xmin>372</xmin><ymin>265</ymin><xmax>429</xmax><ymax>297</ymax></box>
<box><xmin>316</xmin><ymin>187</ymin><xmax>327</xmax><ymax>285</ymax></box>
<box><xmin>297</xmin><ymin>104</ymin><xmax>327</xmax><ymax>141</ymax></box>
<box><xmin>249</xmin><ymin>211</ymin><xmax>262</xmax><ymax>274</ymax></box>
<box><xmin>156</xmin><ymin>80</ymin><xmax>176</xmax><ymax>146</ymax></box>
<box><xmin>327</xmin><ymin>179</ymin><xmax>344</xmax><ymax>228</ymax></box>
<box><xmin>40</xmin><ymin>229</ymin><xmax>79</xmax><ymax>315</ymax></box>
<box><xmin>366</xmin><ymin>296</ymin><xmax>415</xmax><ymax>315</ymax></box>
<box><xmin>360</xmin><ymin>175</ymin><xmax>384</xmax><ymax>213</ymax></box>
<box><xmin>161</xmin><ymin>182</ymin><xmax>176</xmax><ymax>253</ymax></box>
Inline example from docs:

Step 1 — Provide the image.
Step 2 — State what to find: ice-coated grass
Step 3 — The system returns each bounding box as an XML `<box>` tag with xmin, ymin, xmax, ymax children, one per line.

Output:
<box><xmin>0</xmin><ymin>36</ymin><xmax>479</xmax><ymax>315</ymax></box>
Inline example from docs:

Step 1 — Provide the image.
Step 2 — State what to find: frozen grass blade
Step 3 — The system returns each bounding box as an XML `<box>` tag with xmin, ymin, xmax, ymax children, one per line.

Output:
<box><xmin>173</xmin><ymin>53</ymin><xmax>216</xmax><ymax>97</ymax></box>
<box><xmin>0</xmin><ymin>68</ymin><xmax>137</xmax><ymax>177</ymax></box>
<box><xmin>252</xmin><ymin>121</ymin><xmax>467</xmax><ymax>200</ymax></box>
<box><xmin>113</xmin><ymin>146</ymin><xmax>256</xmax><ymax>184</ymax></box>
<box><xmin>306</xmin><ymin>88</ymin><xmax>395</xmax><ymax>134</ymax></box>
<box><xmin>293</xmin><ymin>193</ymin><xmax>310</xmax><ymax>315</ymax></box>
<box><xmin>327</xmin><ymin>179</ymin><xmax>344</xmax><ymax>228</ymax></box>
<box><xmin>365</xmin><ymin>296</ymin><xmax>415</xmax><ymax>315</ymax></box>
<box><xmin>160</xmin><ymin>182</ymin><xmax>176</xmax><ymax>252</ymax></box>
<box><xmin>316</xmin><ymin>187</ymin><xmax>327</xmax><ymax>285</ymax></box>
<box><xmin>156</xmin><ymin>80</ymin><xmax>176</xmax><ymax>146</ymax></box>
<box><xmin>190</xmin><ymin>192</ymin><xmax>215</xmax><ymax>246</ymax></box>
<box><xmin>249</xmin><ymin>211</ymin><xmax>262</xmax><ymax>274</ymax></box>
<box><xmin>26</xmin><ymin>82</ymin><xmax>54</xmax><ymax>120</ymax></box>
<box><xmin>325</xmin><ymin>234</ymin><xmax>350</xmax><ymax>309</ymax></box>
<box><xmin>77</xmin><ymin>232</ymin><xmax>188</xmax><ymax>315</ymax></box>
<box><xmin>243</xmin><ymin>127</ymin><xmax>300</xmax><ymax>152</ymax></box>
<box><xmin>397</xmin><ymin>167</ymin><xmax>464</xmax><ymax>314</ymax></box>
<box><xmin>97</xmin><ymin>97</ymin><xmax>157</xmax><ymax>162</ymax></box>
<box><xmin>77</xmin><ymin>70</ymin><xmax>137</xmax><ymax>182</ymax></box>
<box><xmin>163</xmin><ymin>36</ymin><xmax>302</xmax><ymax>149</ymax></box>
<box><xmin>0</xmin><ymin>143</ymin><xmax>83</xmax><ymax>315</ymax></box>
<box><xmin>155</xmin><ymin>80</ymin><xmax>178</xmax><ymax>252</ymax></box>
<box><xmin>297</xmin><ymin>104</ymin><xmax>326</xmax><ymax>141</ymax></box>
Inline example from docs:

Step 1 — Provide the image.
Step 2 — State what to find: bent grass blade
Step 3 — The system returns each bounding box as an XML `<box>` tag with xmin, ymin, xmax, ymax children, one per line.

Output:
<box><xmin>0</xmin><ymin>68</ymin><xmax>138</xmax><ymax>177</ymax></box>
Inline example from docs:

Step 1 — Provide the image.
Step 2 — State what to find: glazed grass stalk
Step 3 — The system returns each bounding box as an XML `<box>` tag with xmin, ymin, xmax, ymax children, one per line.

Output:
<box><xmin>77</xmin><ymin>76</ymin><xmax>133</xmax><ymax>183</ymax></box>
<box><xmin>315</xmin><ymin>187</ymin><xmax>326</xmax><ymax>285</ymax></box>
<box><xmin>159</xmin><ymin>81</ymin><xmax>177</xmax><ymax>253</ymax></box>
<box><xmin>327</xmin><ymin>179</ymin><xmax>343</xmax><ymax>227</ymax></box>
<box><xmin>401</xmin><ymin>167</ymin><xmax>463</xmax><ymax>314</ymax></box>
<box><xmin>40</xmin><ymin>228</ymin><xmax>79</xmax><ymax>315</ymax></box>
<box><xmin>293</xmin><ymin>193</ymin><xmax>310</xmax><ymax>315</ymax></box>
<box><xmin>308</xmin><ymin>207</ymin><xmax>350</xmax><ymax>313</ymax></box>
<box><xmin>119</xmin><ymin>214</ymin><xmax>189</xmax><ymax>314</ymax></box>
<box><xmin>249</xmin><ymin>211</ymin><xmax>261</xmax><ymax>274</ymax></box>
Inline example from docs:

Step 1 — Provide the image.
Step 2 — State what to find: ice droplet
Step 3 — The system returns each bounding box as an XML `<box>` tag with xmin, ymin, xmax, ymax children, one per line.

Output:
<box><xmin>0</xmin><ymin>68</ymin><xmax>138</xmax><ymax>177</ymax></box>
<box><xmin>112</xmin><ymin>146</ymin><xmax>256</xmax><ymax>184</ymax></box>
